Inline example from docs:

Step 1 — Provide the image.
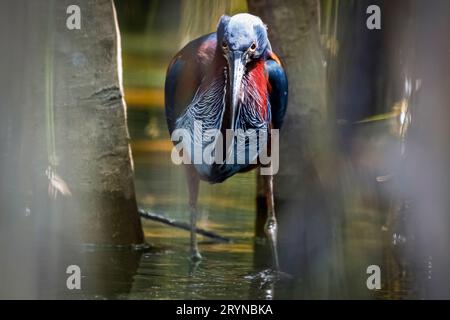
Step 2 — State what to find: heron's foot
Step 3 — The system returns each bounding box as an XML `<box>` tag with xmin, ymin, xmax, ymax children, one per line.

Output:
<box><xmin>244</xmin><ymin>268</ymin><xmax>293</xmax><ymax>289</ymax></box>
<box><xmin>189</xmin><ymin>249</ymin><xmax>202</xmax><ymax>262</ymax></box>
<box><xmin>264</xmin><ymin>218</ymin><xmax>280</xmax><ymax>271</ymax></box>
<box><xmin>261</xmin><ymin>267</ymin><xmax>292</xmax><ymax>281</ymax></box>
<box><xmin>188</xmin><ymin>257</ymin><xmax>201</xmax><ymax>276</ymax></box>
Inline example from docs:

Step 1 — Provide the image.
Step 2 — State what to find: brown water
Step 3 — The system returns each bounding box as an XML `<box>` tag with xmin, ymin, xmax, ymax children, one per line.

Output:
<box><xmin>131</xmin><ymin>150</ymin><xmax>263</xmax><ymax>300</ymax></box>
<box><xmin>0</xmin><ymin>0</ymin><xmax>443</xmax><ymax>300</ymax></box>
<box><xmin>38</xmin><ymin>104</ymin><xmax>275</xmax><ymax>300</ymax></box>
<box><xmin>109</xmin><ymin>103</ymin><xmax>286</xmax><ymax>299</ymax></box>
<box><xmin>36</xmin><ymin>108</ymin><xmax>413</xmax><ymax>300</ymax></box>
<box><xmin>0</xmin><ymin>105</ymin><xmax>418</xmax><ymax>299</ymax></box>
<box><xmin>48</xmin><ymin>0</ymin><xmax>419</xmax><ymax>299</ymax></box>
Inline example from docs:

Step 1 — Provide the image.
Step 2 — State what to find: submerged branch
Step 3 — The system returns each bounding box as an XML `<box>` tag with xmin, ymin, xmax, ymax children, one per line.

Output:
<box><xmin>138</xmin><ymin>209</ymin><xmax>232</xmax><ymax>243</ymax></box>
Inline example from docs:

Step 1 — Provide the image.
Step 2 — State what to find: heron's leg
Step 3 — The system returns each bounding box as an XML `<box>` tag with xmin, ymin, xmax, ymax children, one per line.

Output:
<box><xmin>185</xmin><ymin>165</ymin><xmax>202</xmax><ymax>261</ymax></box>
<box><xmin>263</xmin><ymin>174</ymin><xmax>280</xmax><ymax>270</ymax></box>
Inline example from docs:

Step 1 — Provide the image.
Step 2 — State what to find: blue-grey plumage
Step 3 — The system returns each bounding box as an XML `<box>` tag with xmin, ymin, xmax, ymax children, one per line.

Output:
<box><xmin>164</xmin><ymin>13</ymin><xmax>288</xmax><ymax>266</ymax></box>
<box><xmin>165</xmin><ymin>13</ymin><xmax>288</xmax><ymax>183</ymax></box>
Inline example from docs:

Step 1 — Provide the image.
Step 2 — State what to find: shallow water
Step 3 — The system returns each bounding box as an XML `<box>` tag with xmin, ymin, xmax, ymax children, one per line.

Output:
<box><xmin>0</xmin><ymin>107</ymin><xmax>418</xmax><ymax>299</ymax></box>
<box><xmin>132</xmin><ymin>150</ymin><xmax>264</xmax><ymax>300</ymax></box>
<box><xmin>45</xmin><ymin>103</ymin><xmax>277</xmax><ymax>299</ymax></box>
<box><xmin>37</xmin><ymin>108</ymin><xmax>412</xmax><ymax>300</ymax></box>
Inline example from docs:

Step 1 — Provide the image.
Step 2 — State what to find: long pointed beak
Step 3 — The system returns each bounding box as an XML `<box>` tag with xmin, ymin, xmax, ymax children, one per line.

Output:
<box><xmin>229</xmin><ymin>51</ymin><xmax>245</xmax><ymax>131</ymax></box>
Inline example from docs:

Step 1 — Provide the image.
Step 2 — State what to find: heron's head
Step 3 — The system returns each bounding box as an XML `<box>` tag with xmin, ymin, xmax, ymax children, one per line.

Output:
<box><xmin>217</xmin><ymin>13</ymin><xmax>271</xmax><ymax>130</ymax></box>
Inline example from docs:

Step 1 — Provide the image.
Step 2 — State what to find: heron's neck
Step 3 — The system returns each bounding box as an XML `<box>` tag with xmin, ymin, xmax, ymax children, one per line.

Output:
<box><xmin>242</xmin><ymin>60</ymin><xmax>269</xmax><ymax>119</ymax></box>
<box><xmin>197</xmin><ymin>52</ymin><xmax>269</xmax><ymax>132</ymax></box>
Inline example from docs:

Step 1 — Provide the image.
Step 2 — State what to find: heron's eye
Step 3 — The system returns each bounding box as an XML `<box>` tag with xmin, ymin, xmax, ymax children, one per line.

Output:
<box><xmin>222</xmin><ymin>42</ymin><xmax>228</xmax><ymax>50</ymax></box>
<box><xmin>249</xmin><ymin>42</ymin><xmax>257</xmax><ymax>52</ymax></box>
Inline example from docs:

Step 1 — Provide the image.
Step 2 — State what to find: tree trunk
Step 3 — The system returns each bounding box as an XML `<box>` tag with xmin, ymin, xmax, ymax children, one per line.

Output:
<box><xmin>0</xmin><ymin>0</ymin><xmax>143</xmax><ymax>249</ymax></box>
<box><xmin>51</xmin><ymin>0</ymin><xmax>144</xmax><ymax>245</ymax></box>
<box><xmin>248</xmin><ymin>0</ymin><xmax>344</xmax><ymax>298</ymax></box>
<box><xmin>0</xmin><ymin>0</ymin><xmax>144</xmax><ymax>298</ymax></box>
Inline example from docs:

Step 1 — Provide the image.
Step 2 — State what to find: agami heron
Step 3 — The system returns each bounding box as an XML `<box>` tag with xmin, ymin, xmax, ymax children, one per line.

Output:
<box><xmin>165</xmin><ymin>13</ymin><xmax>288</xmax><ymax>269</ymax></box>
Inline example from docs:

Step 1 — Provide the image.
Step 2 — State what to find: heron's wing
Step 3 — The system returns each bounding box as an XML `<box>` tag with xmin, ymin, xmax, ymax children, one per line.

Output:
<box><xmin>165</xmin><ymin>33</ymin><xmax>217</xmax><ymax>134</ymax></box>
<box><xmin>266</xmin><ymin>52</ymin><xmax>288</xmax><ymax>129</ymax></box>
